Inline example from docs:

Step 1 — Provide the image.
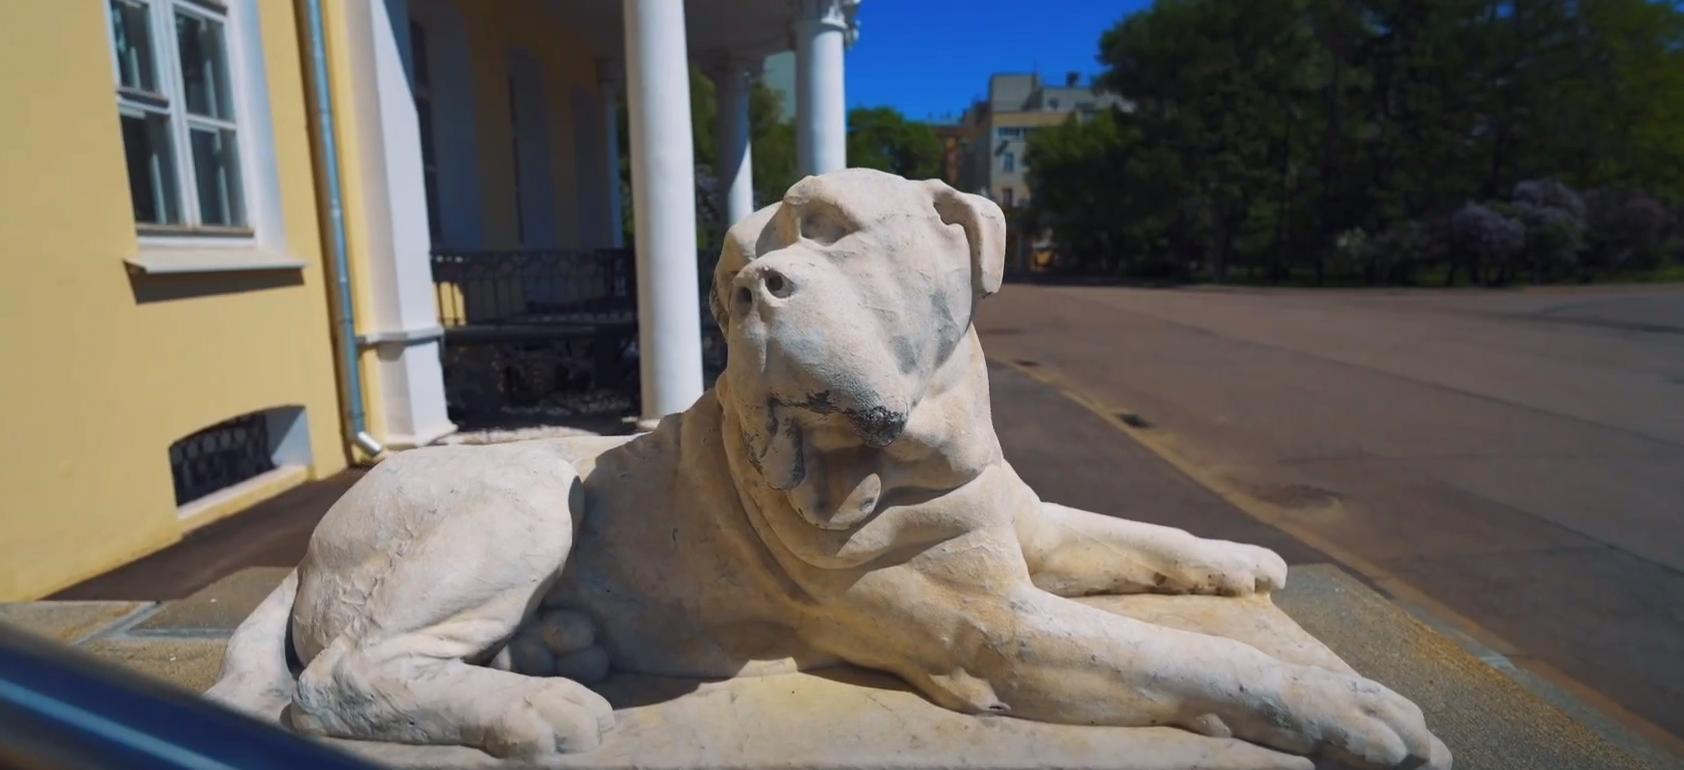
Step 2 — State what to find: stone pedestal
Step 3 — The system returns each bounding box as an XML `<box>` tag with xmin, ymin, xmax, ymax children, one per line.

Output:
<box><xmin>319</xmin><ymin>590</ymin><xmax>1344</xmax><ymax>770</ymax></box>
<box><xmin>4</xmin><ymin>565</ymin><xmax>1673</xmax><ymax>770</ymax></box>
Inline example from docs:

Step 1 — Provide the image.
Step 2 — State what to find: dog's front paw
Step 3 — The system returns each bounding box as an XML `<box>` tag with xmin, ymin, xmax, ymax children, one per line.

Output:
<box><xmin>484</xmin><ymin>679</ymin><xmax>615</xmax><ymax>758</ymax></box>
<box><xmin>1156</xmin><ymin>539</ymin><xmax>1287</xmax><ymax>596</ymax></box>
<box><xmin>1220</xmin><ymin>665</ymin><xmax>1447</xmax><ymax>769</ymax></box>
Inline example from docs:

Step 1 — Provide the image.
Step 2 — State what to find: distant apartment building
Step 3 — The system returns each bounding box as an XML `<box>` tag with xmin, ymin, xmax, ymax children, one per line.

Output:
<box><xmin>931</xmin><ymin>124</ymin><xmax>968</xmax><ymax>187</ymax></box>
<box><xmin>950</xmin><ymin>72</ymin><xmax>1128</xmax><ymax>209</ymax></box>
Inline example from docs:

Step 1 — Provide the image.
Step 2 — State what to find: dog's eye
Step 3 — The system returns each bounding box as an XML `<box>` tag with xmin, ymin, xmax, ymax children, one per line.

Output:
<box><xmin>735</xmin><ymin>286</ymin><xmax>753</xmax><ymax>308</ymax></box>
<box><xmin>800</xmin><ymin>213</ymin><xmax>846</xmax><ymax>245</ymax></box>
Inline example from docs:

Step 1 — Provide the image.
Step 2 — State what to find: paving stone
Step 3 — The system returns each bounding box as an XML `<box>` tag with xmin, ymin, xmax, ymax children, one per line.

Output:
<box><xmin>329</xmin><ymin>671</ymin><xmax>1315</xmax><ymax>770</ymax></box>
<box><xmin>79</xmin><ymin>637</ymin><xmax>228</xmax><ymax>694</ymax></box>
<box><xmin>0</xmin><ymin>601</ymin><xmax>152</xmax><ymax>643</ymax></box>
<box><xmin>130</xmin><ymin>566</ymin><xmax>290</xmax><ymax>635</ymax></box>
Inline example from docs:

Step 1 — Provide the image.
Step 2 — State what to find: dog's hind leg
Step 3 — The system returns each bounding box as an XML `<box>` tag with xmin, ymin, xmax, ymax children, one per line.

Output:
<box><xmin>1016</xmin><ymin>502</ymin><xmax>1286</xmax><ymax>597</ymax></box>
<box><xmin>284</xmin><ymin>463</ymin><xmax>612</xmax><ymax>759</ymax></box>
<box><xmin>287</xmin><ymin>593</ymin><xmax>613</xmax><ymax>758</ymax></box>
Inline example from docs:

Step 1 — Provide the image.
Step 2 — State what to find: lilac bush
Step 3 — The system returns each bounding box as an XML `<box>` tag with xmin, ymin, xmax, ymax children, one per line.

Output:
<box><xmin>1585</xmin><ymin>189</ymin><xmax>1673</xmax><ymax>270</ymax></box>
<box><xmin>1509</xmin><ymin>200</ymin><xmax>1584</xmax><ymax>277</ymax></box>
<box><xmin>1451</xmin><ymin>203</ymin><xmax>1525</xmax><ymax>261</ymax></box>
<box><xmin>1512</xmin><ymin>179</ymin><xmax>1586</xmax><ymax>222</ymax></box>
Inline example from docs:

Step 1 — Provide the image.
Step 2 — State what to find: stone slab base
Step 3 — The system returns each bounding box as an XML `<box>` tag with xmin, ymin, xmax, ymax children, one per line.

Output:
<box><xmin>332</xmin><ymin>670</ymin><xmax>1310</xmax><ymax>770</ymax></box>
<box><xmin>3</xmin><ymin>564</ymin><xmax>1673</xmax><ymax>770</ymax></box>
<box><xmin>322</xmin><ymin>590</ymin><xmax>1346</xmax><ymax>770</ymax></box>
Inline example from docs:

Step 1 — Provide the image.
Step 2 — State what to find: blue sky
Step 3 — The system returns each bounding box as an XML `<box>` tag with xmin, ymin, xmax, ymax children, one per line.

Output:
<box><xmin>844</xmin><ymin>1</ymin><xmax>1151</xmax><ymax>123</ymax></box>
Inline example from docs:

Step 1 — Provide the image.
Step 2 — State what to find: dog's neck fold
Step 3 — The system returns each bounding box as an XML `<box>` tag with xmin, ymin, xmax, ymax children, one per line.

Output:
<box><xmin>718</xmin><ymin>331</ymin><xmax>1003</xmax><ymax>571</ymax></box>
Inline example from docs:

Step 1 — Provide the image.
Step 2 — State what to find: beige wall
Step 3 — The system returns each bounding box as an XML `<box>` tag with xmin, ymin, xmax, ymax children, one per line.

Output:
<box><xmin>0</xmin><ymin>0</ymin><xmax>347</xmax><ymax>599</ymax></box>
<box><xmin>449</xmin><ymin>0</ymin><xmax>603</xmax><ymax>249</ymax></box>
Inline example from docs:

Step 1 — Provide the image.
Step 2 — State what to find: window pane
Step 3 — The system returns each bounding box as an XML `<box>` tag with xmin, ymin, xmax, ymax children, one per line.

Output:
<box><xmin>121</xmin><ymin>112</ymin><xmax>181</xmax><ymax>225</ymax></box>
<box><xmin>109</xmin><ymin>0</ymin><xmax>158</xmax><ymax>92</ymax></box>
<box><xmin>176</xmin><ymin>11</ymin><xmax>234</xmax><ymax>120</ymax></box>
<box><xmin>190</xmin><ymin>127</ymin><xmax>245</xmax><ymax>226</ymax></box>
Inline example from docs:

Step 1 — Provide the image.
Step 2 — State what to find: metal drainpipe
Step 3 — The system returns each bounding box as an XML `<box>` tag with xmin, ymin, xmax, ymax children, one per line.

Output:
<box><xmin>303</xmin><ymin>0</ymin><xmax>384</xmax><ymax>459</ymax></box>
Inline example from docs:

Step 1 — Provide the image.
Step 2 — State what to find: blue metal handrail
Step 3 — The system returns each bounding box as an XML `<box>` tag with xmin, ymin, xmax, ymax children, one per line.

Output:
<box><xmin>0</xmin><ymin>625</ymin><xmax>375</xmax><ymax>770</ymax></box>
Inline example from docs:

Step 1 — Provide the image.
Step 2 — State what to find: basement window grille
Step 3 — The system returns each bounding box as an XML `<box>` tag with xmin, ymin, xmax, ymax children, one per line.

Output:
<box><xmin>168</xmin><ymin>412</ymin><xmax>274</xmax><ymax>506</ymax></box>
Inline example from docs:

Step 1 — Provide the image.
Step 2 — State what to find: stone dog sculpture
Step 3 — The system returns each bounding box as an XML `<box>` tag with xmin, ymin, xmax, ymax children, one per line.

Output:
<box><xmin>210</xmin><ymin>169</ymin><xmax>1448</xmax><ymax>768</ymax></box>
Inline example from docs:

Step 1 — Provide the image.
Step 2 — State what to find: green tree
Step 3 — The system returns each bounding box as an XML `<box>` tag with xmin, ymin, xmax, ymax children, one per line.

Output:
<box><xmin>682</xmin><ymin>72</ymin><xmax>801</xmax><ymax>244</ymax></box>
<box><xmin>750</xmin><ymin>82</ymin><xmax>798</xmax><ymax>205</ymax></box>
<box><xmin>845</xmin><ymin>107</ymin><xmax>944</xmax><ymax>179</ymax></box>
<box><xmin>1099</xmin><ymin>0</ymin><xmax>1323</xmax><ymax>281</ymax></box>
<box><xmin>1031</xmin><ymin>0</ymin><xmax>1684</xmax><ymax>284</ymax></box>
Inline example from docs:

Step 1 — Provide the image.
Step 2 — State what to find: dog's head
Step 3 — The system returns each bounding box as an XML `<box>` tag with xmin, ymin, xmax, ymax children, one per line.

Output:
<box><xmin>711</xmin><ymin>169</ymin><xmax>1005</xmax><ymax>529</ymax></box>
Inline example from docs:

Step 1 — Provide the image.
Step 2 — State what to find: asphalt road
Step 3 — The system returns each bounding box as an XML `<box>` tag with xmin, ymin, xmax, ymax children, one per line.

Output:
<box><xmin>977</xmin><ymin>283</ymin><xmax>1684</xmax><ymax>743</ymax></box>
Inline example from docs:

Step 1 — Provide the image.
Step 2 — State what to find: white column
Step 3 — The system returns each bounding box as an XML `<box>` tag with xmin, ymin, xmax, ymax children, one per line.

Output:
<box><xmin>597</xmin><ymin>61</ymin><xmax>625</xmax><ymax>249</ymax></box>
<box><xmin>624</xmin><ymin>0</ymin><xmax>704</xmax><ymax>423</ymax></box>
<box><xmin>708</xmin><ymin>56</ymin><xmax>756</xmax><ymax>226</ymax></box>
<box><xmin>794</xmin><ymin>0</ymin><xmax>848</xmax><ymax>175</ymax></box>
<box><xmin>342</xmin><ymin>0</ymin><xmax>455</xmax><ymax>448</ymax></box>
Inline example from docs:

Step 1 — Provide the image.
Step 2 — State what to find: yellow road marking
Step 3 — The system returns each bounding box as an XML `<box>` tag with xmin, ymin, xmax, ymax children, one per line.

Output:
<box><xmin>992</xmin><ymin>355</ymin><xmax>1684</xmax><ymax>759</ymax></box>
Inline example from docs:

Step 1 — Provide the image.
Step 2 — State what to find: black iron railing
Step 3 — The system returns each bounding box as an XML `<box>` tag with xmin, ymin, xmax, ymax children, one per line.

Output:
<box><xmin>168</xmin><ymin>413</ymin><xmax>275</xmax><ymax>506</ymax></box>
<box><xmin>430</xmin><ymin>248</ymin><xmax>637</xmax><ymax>327</ymax></box>
<box><xmin>428</xmin><ymin>247</ymin><xmax>724</xmax><ymax>426</ymax></box>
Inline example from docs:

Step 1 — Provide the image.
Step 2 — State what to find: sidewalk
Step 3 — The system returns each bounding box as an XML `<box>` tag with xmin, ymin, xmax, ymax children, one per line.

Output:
<box><xmin>53</xmin><ymin>469</ymin><xmax>364</xmax><ymax>601</ymax></box>
<box><xmin>987</xmin><ymin>362</ymin><xmax>1330</xmax><ymax>565</ymax></box>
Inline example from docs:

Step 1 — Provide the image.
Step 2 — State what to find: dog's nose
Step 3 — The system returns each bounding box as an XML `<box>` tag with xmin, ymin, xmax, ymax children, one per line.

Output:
<box><xmin>734</xmin><ymin>265</ymin><xmax>795</xmax><ymax>311</ymax></box>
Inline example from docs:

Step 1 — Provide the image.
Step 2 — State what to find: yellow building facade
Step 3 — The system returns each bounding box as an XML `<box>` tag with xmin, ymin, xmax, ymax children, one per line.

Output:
<box><xmin>0</xmin><ymin>0</ymin><xmax>348</xmax><ymax>600</ymax></box>
<box><xmin>0</xmin><ymin>0</ymin><xmax>617</xmax><ymax>600</ymax></box>
<box><xmin>0</xmin><ymin>0</ymin><xmax>856</xmax><ymax>600</ymax></box>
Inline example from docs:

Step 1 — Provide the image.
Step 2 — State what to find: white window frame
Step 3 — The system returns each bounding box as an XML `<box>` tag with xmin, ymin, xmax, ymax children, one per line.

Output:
<box><xmin>106</xmin><ymin>0</ymin><xmax>290</xmax><ymax>266</ymax></box>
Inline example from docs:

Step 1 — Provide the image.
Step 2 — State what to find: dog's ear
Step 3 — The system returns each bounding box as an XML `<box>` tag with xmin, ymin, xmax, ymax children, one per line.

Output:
<box><xmin>927</xmin><ymin>180</ymin><xmax>1006</xmax><ymax>298</ymax></box>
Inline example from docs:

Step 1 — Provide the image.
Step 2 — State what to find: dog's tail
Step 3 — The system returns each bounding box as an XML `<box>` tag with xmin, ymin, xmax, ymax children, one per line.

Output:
<box><xmin>204</xmin><ymin>569</ymin><xmax>299</xmax><ymax>722</ymax></box>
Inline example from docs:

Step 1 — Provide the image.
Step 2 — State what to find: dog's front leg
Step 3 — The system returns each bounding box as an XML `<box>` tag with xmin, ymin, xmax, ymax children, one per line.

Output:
<box><xmin>849</xmin><ymin>577</ymin><xmax>1447</xmax><ymax>769</ymax></box>
<box><xmin>1016</xmin><ymin>502</ymin><xmax>1286</xmax><ymax>597</ymax></box>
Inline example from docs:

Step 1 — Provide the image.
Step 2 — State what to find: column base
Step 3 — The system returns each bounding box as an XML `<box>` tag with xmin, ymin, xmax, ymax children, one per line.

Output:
<box><xmin>378</xmin><ymin>420</ymin><xmax>459</xmax><ymax>452</ymax></box>
<box><xmin>367</xmin><ymin>338</ymin><xmax>458</xmax><ymax>450</ymax></box>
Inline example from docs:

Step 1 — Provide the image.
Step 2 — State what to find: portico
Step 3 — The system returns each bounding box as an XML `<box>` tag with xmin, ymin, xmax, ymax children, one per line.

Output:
<box><xmin>354</xmin><ymin>0</ymin><xmax>859</xmax><ymax>433</ymax></box>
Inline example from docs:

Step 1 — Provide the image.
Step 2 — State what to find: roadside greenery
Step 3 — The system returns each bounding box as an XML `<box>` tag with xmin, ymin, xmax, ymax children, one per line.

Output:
<box><xmin>1026</xmin><ymin>0</ymin><xmax>1684</xmax><ymax>285</ymax></box>
<box><xmin>845</xmin><ymin>107</ymin><xmax>944</xmax><ymax>180</ymax></box>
